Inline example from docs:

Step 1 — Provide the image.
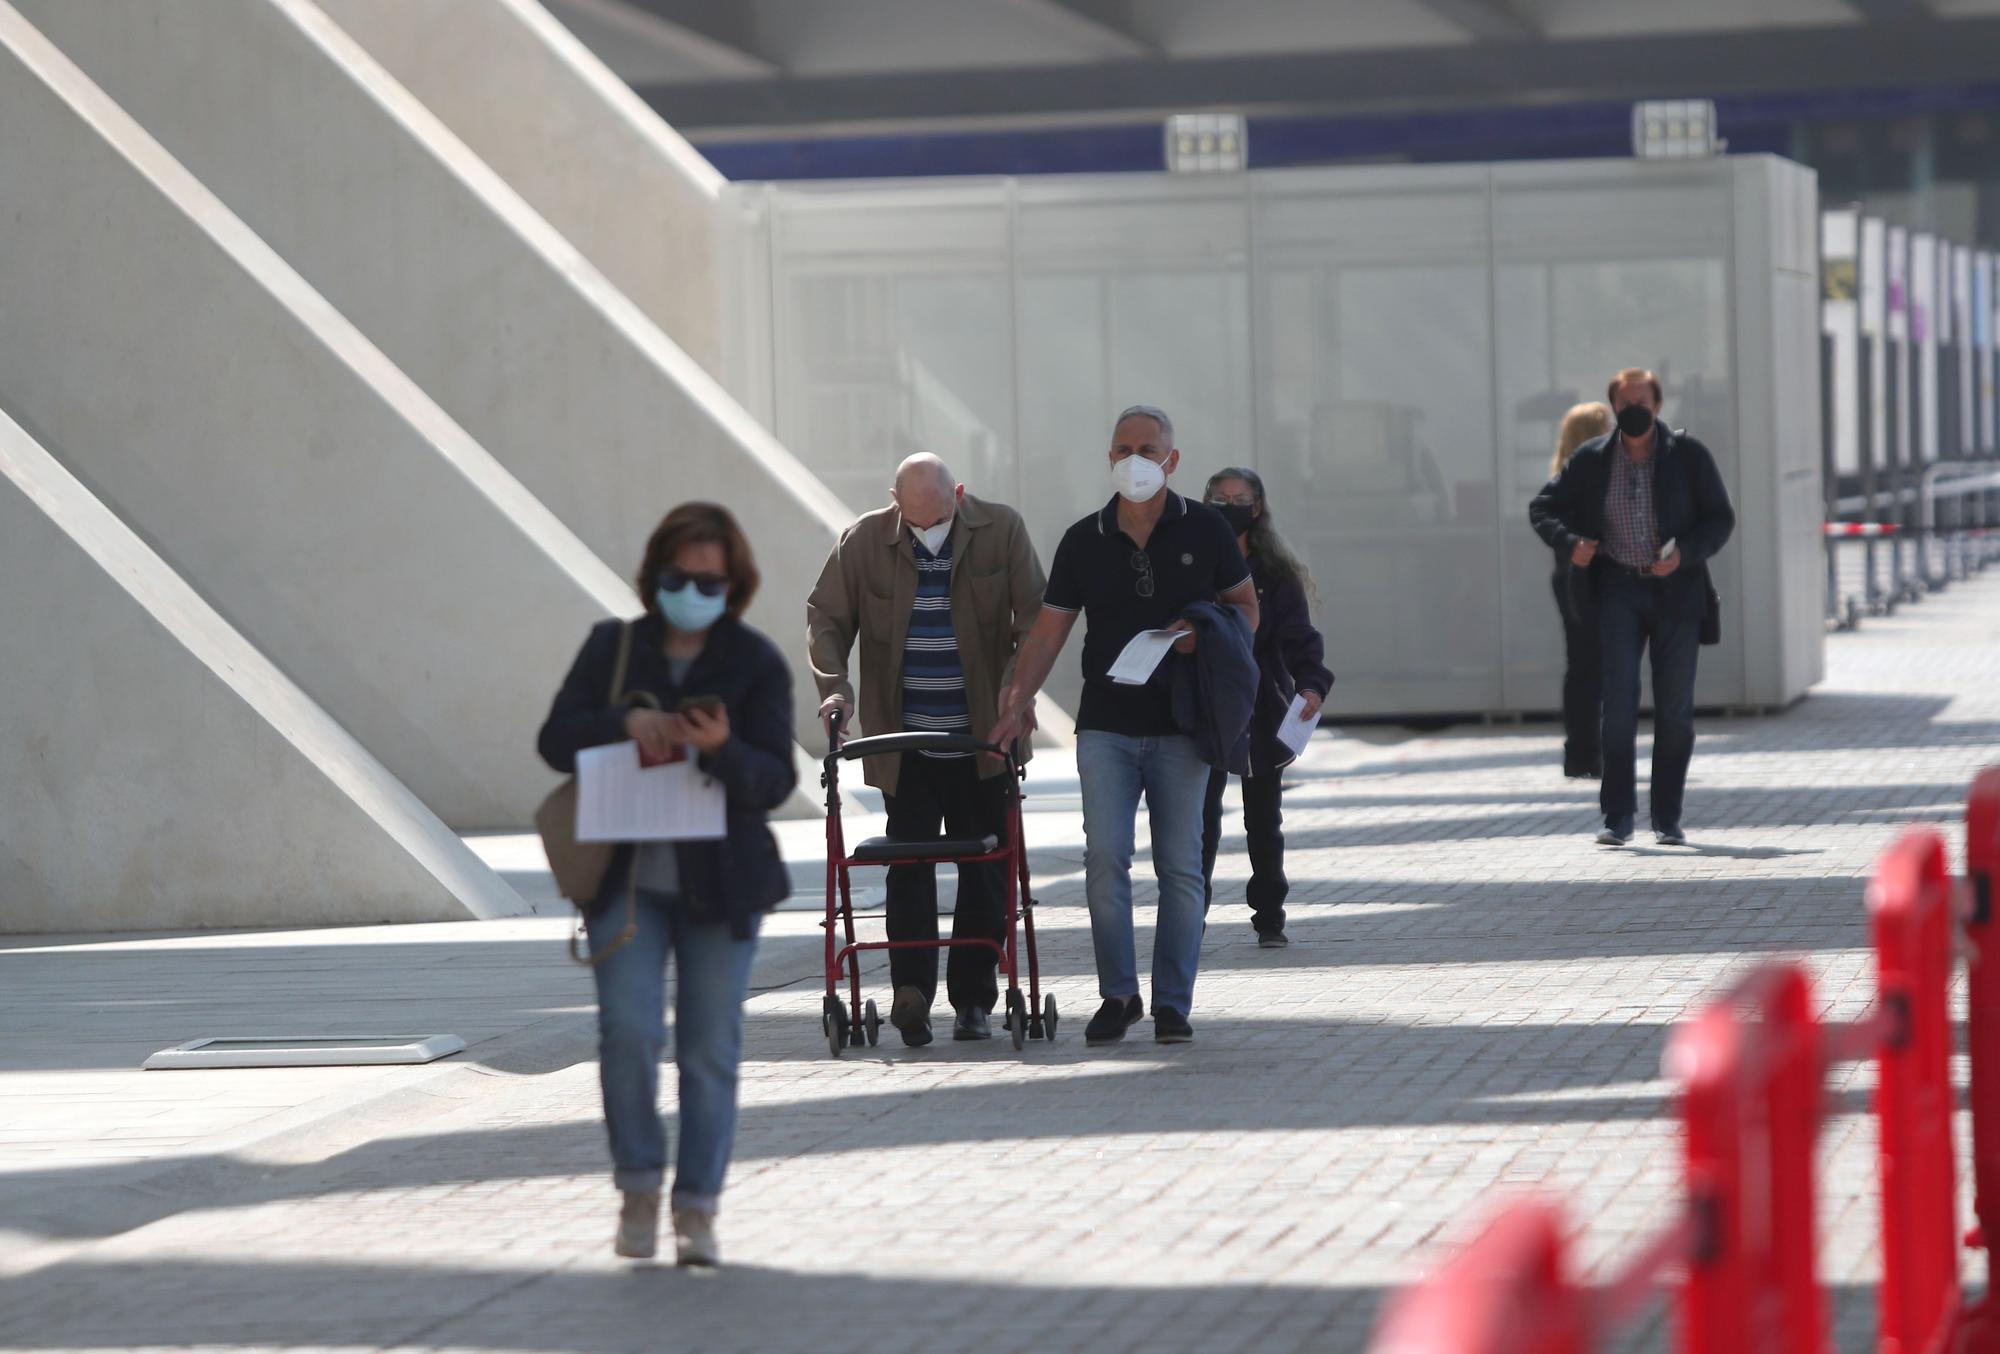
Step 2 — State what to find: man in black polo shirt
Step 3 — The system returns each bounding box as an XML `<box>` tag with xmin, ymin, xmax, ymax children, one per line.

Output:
<box><xmin>991</xmin><ymin>405</ymin><xmax>1258</xmax><ymax>1046</ymax></box>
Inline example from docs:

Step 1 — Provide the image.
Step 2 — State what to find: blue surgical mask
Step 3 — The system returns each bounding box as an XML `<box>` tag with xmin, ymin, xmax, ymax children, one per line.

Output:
<box><xmin>656</xmin><ymin>583</ymin><xmax>727</xmax><ymax>633</ymax></box>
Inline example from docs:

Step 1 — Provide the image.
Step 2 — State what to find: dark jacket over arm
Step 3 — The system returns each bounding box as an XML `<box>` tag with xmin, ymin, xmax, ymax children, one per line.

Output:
<box><xmin>1168</xmin><ymin>600</ymin><xmax>1259</xmax><ymax>775</ymax></box>
<box><xmin>537</xmin><ymin>614</ymin><xmax>797</xmax><ymax>934</ymax></box>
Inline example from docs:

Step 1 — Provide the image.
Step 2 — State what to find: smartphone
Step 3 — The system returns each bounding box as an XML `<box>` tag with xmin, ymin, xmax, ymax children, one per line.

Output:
<box><xmin>676</xmin><ymin>694</ymin><xmax>724</xmax><ymax>718</ymax></box>
<box><xmin>1658</xmin><ymin>538</ymin><xmax>1677</xmax><ymax>561</ymax></box>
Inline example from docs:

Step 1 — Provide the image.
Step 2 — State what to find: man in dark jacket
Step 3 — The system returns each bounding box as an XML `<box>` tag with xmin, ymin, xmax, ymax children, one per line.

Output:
<box><xmin>1529</xmin><ymin>368</ymin><xmax>1735</xmax><ymax>847</ymax></box>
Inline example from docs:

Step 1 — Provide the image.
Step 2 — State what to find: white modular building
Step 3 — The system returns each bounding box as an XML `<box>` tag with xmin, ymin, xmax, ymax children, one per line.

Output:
<box><xmin>724</xmin><ymin>154</ymin><xmax>1825</xmax><ymax>717</ymax></box>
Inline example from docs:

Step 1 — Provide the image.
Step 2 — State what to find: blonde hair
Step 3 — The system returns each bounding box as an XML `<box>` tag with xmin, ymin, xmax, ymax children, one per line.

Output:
<box><xmin>1550</xmin><ymin>402</ymin><xmax>1613</xmax><ymax>479</ymax></box>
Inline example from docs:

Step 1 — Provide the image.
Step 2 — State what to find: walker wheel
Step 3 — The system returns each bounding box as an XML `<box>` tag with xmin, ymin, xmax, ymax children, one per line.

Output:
<box><xmin>1041</xmin><ymin>994</ymin><xmax>1059</xmax><ymax>1041</ymax></box>
<box><xmin>826</xmin><ymin>998</ymin><xmax>848</xmax><ymax>1059</ymax></box>
<box><xmin>863</xmin><ymin>999</ymin><xmax>881</xmax><ymax>1048</ymax></box>
<box><xmin>1005</xmin><ymin>990</ymin><xmax>1027</xmax><ymax>1051</ymax></box>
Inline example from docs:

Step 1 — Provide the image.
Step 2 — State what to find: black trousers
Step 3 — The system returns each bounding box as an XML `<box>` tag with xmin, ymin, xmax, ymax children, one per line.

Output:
<box><xmin>882</xmin><ymin>752</ymin><xmax>1009</xmax><ymax>1013</ymax></box>
<box><xmin>1554</xmin><ymin>572</ymin><xmax>1602</xmax><ymax>778</ymax></box>
<box><xmin>1199</xmin><ymin>766</ymin><xmax>1289</xmax><ymax>935</ymax></box>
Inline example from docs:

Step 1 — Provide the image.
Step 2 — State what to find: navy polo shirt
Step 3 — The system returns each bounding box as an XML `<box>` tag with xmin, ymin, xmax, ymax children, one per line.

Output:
<box><xmin>1043</xmin><ymin>491</ymin><xmax>1251</xmax><ymax>737</ymax></box>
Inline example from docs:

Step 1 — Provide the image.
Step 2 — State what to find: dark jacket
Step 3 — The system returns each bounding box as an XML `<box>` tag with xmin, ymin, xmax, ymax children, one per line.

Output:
<box><xmin>1167</xmin><ymin>600</ymin><xmax>1259</xmax><ymax>775</ymax></box>
<box><xmin>1528</xmin><ymin>425</ymin><xmax>1735</xmax><ymax>626</ymax></box>
<box><xmin>537</xmin><ymin>613</ymin><xmax>797</xmax><ymax>938</ymax></box>
<box><xmin>1245</xmin><ymin>555</ymin><xmax>1334</xmax><ymax>777</ymax></box>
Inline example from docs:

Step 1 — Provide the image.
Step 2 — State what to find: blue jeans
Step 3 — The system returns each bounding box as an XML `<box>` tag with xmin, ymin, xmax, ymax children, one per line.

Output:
<box><xmin>587</xmin><ymin>889</ymin><xmax>759</xmax><ymax>1212</ymax></box>
<box><xmin>1597</xmin><ymin>571</ymin><xmax>1702</xmax><ymax>834</ymax></box>
<box><xmin>1076</xmin><ymin>731</ymin><xmax>1210</xmax><ymax>1018</ymax></box>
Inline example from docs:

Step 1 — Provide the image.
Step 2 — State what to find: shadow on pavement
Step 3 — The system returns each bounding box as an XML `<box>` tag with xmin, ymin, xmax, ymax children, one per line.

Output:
<box><xmin>0</xmin><ymin>1253</ymin><xmax>1886</xmax><ymax>1354</ymax></box>
<box><xmin>2</xmin><ymin>1004</ymin><xmax>1885</xmax><ymax>1245</ymax></box>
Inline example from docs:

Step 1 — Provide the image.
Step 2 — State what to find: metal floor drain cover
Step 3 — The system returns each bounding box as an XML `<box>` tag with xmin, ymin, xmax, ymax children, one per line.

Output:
<box><xmin>142</xmin><ymin>1034</ymin><xmax>466</xmax><ymax>1070</ymax></box>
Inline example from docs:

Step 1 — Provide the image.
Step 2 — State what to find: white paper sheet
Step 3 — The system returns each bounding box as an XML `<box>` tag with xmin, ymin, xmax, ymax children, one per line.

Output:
<box><xmin>574</xmin><ymin>740</ymin><xmax>727</xmax><ymax>843</ymax></box>
<box><xmin>1107</xmin><ymin>628</ymin><xmax>1180</xmax><ymax>685</ymax></box>
<box><xmin>1275</xmin><ymin>693</ymin><xmax>1318</xmax><ymax>758</ymax></box>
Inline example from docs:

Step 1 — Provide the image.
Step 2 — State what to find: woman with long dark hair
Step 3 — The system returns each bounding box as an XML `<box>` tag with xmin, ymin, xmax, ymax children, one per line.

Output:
<box><xmin>1198</xmin><ymin>468</ymin><xmax>1332</xmax><ymax>948</ymax></box>
<box><xmin>537</xmin><ymin>502</ymin><xmax>796</xmax><ymax>1268</ymax></box>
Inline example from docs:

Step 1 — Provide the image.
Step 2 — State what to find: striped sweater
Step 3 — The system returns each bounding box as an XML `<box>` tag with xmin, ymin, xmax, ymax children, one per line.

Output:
<box><xmin>903</xmin><ymin>537</ymin><xmax>971</xmax><ymax>758</ymax></box>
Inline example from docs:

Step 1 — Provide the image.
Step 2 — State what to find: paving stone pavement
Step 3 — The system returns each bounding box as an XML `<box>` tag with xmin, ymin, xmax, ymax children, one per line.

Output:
<box><xmin>4</xmin><ymin>567</ymin><xmax>2000</xmax><ymax>1353</ymax></box>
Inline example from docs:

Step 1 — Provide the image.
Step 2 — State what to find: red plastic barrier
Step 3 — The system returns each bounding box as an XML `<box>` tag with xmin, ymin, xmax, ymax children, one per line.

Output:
<box><xmin>1666</xmin><ymin>961</ymin><xmax>1827</xmax><ymax>1354</ymax></box>
<box><xmin>1962</xmin><ymin>770</ymin><xmax>2000</xmax><ymax>1354</ymax></box>
<box><xmin>1367</xmin><ymin>777</ymin><xmax>2000</xmax><ymax>1354</ymax></box>
<box><xmin>1370</xmin><ymin>1199</ymin><xmax>1586</xmax><ymax>1354</ymax></box>
<box><xmin>1869</xmin><ymin>828</ymin><xmax>1960</xmax><ymax>1354</ymax></box>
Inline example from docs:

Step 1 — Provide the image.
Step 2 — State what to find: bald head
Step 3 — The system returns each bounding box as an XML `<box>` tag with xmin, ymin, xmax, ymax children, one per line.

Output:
<box><xmin>892</xmin><ymin>453</ymin><xmax>960</xmax><ymax>529</ymax></box>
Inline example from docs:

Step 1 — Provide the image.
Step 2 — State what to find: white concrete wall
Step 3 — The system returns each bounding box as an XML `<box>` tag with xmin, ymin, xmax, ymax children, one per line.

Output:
<box><xmin>17</xmin><ymin>0</ymin><xmax>871</xmax><ymax>756</ymax></box>
<box><xmin>1732</xmin><ymin>155</ymin><xmax>1829</xmax><ymax>706</ymax></box>
<box><xmin>316</xmin><ymin>0</ymin><xmax>729</xmax><ymax>387</ymax></box>
<box><xmin>0</xmin><ymin>407</ymin><xmax>526</xmax><ymax>934</ymax></box>
<box><xmin>0</xmin><ymin>3</ymin><xmax>633</xmax><ymax>831</ymax></box>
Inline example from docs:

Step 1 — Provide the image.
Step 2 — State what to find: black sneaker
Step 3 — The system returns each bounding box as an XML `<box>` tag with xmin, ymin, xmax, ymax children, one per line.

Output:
<box><xmin>1595</xmin><ymin>823</ymin><xmax>1633</xmax><ymax>846</ymax></box>
<box><xmin>1655</xmin><ymin>826</ymin><xmax>1688</xmax><ymax>847</ymax></box>
<box><xmin>952</xmin><ymin>1006</ymin><xmax>992</xmax><ymax>1041</ymax></box>
<box><xmin>1084</xmin><ymin>995</ymin><xmax>1145</xmax><ymax>1047</ymax></box>
<box><xmin>1154</xmin><ymin>1008</ymin><xmax>1195</xmax><ymax>1044</ymax></box>
<box><xmin>1256</xmin><ymin>929</ymin><xmax>1289</xmax><ymax>949</ymax></box>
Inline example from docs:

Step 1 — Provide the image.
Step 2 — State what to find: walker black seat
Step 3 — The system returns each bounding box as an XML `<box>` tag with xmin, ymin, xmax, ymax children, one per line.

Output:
<box><xmin>850</xmin><ymin>833</ymin><xmax>1000</xmax><ymax>862</ymax></box>
<box><xmin>828</xmin><ymin>731</ymin><xmax>1004</xmax><ymax>763</ymax></box>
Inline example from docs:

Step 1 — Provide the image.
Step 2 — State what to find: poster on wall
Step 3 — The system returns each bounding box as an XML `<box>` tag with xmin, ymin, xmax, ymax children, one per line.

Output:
<box><xmin>1822</xmin><ymin>210</ymin><xmax>1860</xmax><ymax>477</ymax></box>
<box><xmin>1912</xmin><ymin>233</ymin><xmax>1939</xmax><ymax>465</ymax></box>
<box><xmin>1955</xmin><ymin>246</ymin><xmax>1975</xmax><ymax>454</ymax></box>
<box><xmin>1863</xmin><ymin>219</ymin><xmax>1889</xmax><ymax>473</ymax></box>
<box><xmin>1888</xmin><ymin>225</ymin><xmax>1911</xmax><ymax>466</ymax></box>
<box><xmin>1978</xmin><ymin>252</ymin><xmax>1996</xmax><ymax>452</ymax></box>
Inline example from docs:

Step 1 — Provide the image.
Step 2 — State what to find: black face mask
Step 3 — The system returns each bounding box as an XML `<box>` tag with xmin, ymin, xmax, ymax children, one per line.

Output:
<box><xmin>1616</xmin><ymin>404</ymin><xmax>1656</xmax><ymax>438</ymax></box>
<box><xmin>1214</xmin><ymin>503</ymin><xmax>1257</xmax><ymax>536</ymax></box>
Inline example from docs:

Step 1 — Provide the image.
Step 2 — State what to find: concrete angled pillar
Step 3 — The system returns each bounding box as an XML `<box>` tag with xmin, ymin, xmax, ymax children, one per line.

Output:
<box><xmin>16</xmin><ymin>0</ymin><xmax>860</xmax><ymax>755</ymax></box>
<box><xmin>0</xmin><ymin>1</ymin><xmax>636</xmax><ymax>830</ymax></box>
<box><xmin>314</xmin><ymin>0</ymin><xmax>730</xmax><ymax>388</ymax></box>
<box><xmin>0</xmin><ymin>406</ymin><xmax>526</xmax><ymax>933</ymax></box>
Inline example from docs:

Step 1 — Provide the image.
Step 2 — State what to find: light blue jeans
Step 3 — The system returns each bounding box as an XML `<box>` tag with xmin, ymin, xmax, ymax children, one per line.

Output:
<box><xmin>587</xmin><ymin>889</ymin><xmax>760</xmax><ymax>1212</ymax></box>
<box><xmin>1076</xmin><ymin>730</ymin><xmax>1211</xmax><ymax>1018</ymax></box>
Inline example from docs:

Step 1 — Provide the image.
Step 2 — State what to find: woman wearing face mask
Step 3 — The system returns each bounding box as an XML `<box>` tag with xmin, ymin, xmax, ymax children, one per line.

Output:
<box><xmin>1547</xmin><ymin>403</ymin><xmax>1613</xmax><ymax>780</ymax></box>
<box><xmin>1198</xmin><ymin>468</ymin><xmax>1332</xmax><ymax>948</ymax></box>
<box><xmin>536</xmin><ymin>502</ymin><xmax>796</xmax><ymax>1268</ymax></box>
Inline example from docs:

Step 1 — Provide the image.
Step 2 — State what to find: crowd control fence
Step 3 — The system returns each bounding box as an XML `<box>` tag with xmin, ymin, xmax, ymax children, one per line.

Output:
<box><xmin>1372</xmin><ymin>767</ymin><xmax>2000</xmax><ymax>1354</ymax></box>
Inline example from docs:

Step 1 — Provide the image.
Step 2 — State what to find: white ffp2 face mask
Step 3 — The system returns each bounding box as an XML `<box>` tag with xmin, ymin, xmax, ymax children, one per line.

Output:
<box><xmin>1110</xmin><ymin>455</ymin><xmax>1166</xmax><ymax>503</ymax></box>
<box><xmin>913</xmin><ymin>517</ymin><xmax>952</xmax><ymax>555</ymax></box>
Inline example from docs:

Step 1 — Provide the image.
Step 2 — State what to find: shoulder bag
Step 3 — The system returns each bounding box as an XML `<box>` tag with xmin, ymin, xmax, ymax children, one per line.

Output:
<box><xmin>533</xmin><ymin>622</ymin><xmax>643</xmax><ymax>966</ymax></box>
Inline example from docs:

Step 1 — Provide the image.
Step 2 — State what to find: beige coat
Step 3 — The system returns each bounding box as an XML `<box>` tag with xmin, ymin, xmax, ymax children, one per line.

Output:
<box><xmin>806</xmin><ymin>493</ymin><xmax>1045</xmax><ymax>796</ymax></box>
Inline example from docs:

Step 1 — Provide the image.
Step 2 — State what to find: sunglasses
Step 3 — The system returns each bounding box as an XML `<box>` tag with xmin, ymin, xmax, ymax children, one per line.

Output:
<box><xmin>1130</xmin><ymin>549</ymin><xmax>1155</xmax><ymax>599</ymax></box>
<box><xmin>660</xmin><ymin>569</ymin><xmax>729</xmax><ymax>598</ymax></box>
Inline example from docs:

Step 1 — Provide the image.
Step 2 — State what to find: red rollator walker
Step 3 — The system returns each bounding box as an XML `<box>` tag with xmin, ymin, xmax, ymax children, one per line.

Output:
<box><xmin>819</xmin><ymin>712</ymin><xmax>1056</xmax><ymax>1056</ymax></box>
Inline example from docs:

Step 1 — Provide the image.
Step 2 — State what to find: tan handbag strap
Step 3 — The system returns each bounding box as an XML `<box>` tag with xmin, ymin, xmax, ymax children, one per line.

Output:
<box><xmin>566</xmin><ymin>619</ymin><xmax>641</xmax><ymax>969</ymax></box>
